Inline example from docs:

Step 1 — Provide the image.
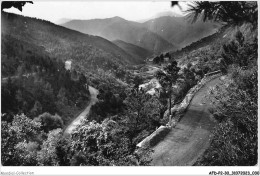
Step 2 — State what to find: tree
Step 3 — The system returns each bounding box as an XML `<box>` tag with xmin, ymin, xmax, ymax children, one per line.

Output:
<box><xmin>159</xmin><ymin>54</ymin><xmax>164</xmax><ymax>63</ymax></box>
<box><xmin>1</xmin><ymin>114</ymin><xmax>43</xmax><ymax>166</ymax></box>
<box><xmin>196</xmin><ymin>66</ymin><xmax>257</xmax><ymax>166</ymax></box>
<box><xmin>30</xmin><ymin>100</ymin><xmax>42</xmax><ymax>117</ymax></box>
<box><xmin>69</xmin><ymin>120</ymin><xmax>102</xmax><ymax>166</ymax></box>
<box><xmin>56</xmin><ymin>87</ymin><xmax>68</xmax><ymax>107</ymax></box>
<box><xmin>79</xmin><ymin>73</ymin><xmax>87</xmax><ymax>85</ymax></box>
<box><xmin>71</xmin><ymin>70</ymin><xmax>78</xmax><ymax>80</ymax></box>
<box><xmin>165</xmin><ymin>52</ymin><xmax>171</xmax><ymax>59</ymax></box>
<box><xmin>90</xmin><ymin>84</ymin><xmax>124</xmax><ymax>122</ymax></box>
<box><xmin>1</xmin><ymin>1</ymin><xmax>33</xmax><ymax>12</ymax></box>
<box><xmin>34</xmin><ymin>112</ymin><xmax>63</xmax><ymax>133</ymax></box>
<box><xmin>153</xmin><ymin>56</ymin><xmax>160</xmax><ymax>64</ymax></box>
<box><xmin>182</xmin><ymin>66</ymin><xmax>196</xmax><ymax>88</ymax></box>
<box><xmin>119</xmin><ymin>85</ymin><xmax>165</xmax><ymax>146</ymax></box>
<box><xmin>32</xmin><ymin>79</ymin><xmax>57</xmax><ymax>114</ymax></box>
<box><xmin>142</xmin><ymin>96</ymin><xmax>162</xmax><ymax>130</ymax></box>
<box><xmin>154</xmin><ymin>86</ymin><xmax>168</xmax><ymax>119</ymax></box>
<box><xmin>221</xmin><ymin>30</ymin><xmax>257</xmax><ymax>69</ymax></box>
<box><xmin>186</xmin><ymin>1</ymin><xmax>257</xmax><ymax>27</ymax></box>
<box><xmin>37</xmin><ymin>129</ymin><xmax>63</xmax><ymax>166</ymax></box>
<box><xmin>55</xmin><ymin>136</ymin><xmax>71</xmax><ymax>166</ymax></box>
<box><xmin>132</xmin><ymin>75</ymin><xmax>143</xmax><ymax>89</ymax></box>
<box><xmin>15</xmin><ymin>89</ymin><xmax>24</xmax><ymax>112</ymax></box>
<box><xmin>176</xmin><ymin>66</ymin><xmax>197</xmax><ymax>101</ymax></box>
<box><xmin>155</xmin><ymin>61</ymin><xmax>180</xmax><ymax>119</ymax></box>
<box><xmin>1</xmin><ymin>78</ymin><xmax>18</xmax><ymax>122</ymax></box>
<box><xmin>171</xmin><ymin>1</ymin><xmax>182</xmax><ymax>9</ymax></box>
<box><xmin>14</xmin><ymin>141</ymin><xmax>38</xmax><ymax>166</ymax></box>
<box><xmin>124</xmin><ymin>88</ymin><xmax>150</xmax><ymax>129</ymax></box>
<box><xmin>69</xmin><ymin>119</ymin><xmax>151</xmax><ymax>166</ymax></box>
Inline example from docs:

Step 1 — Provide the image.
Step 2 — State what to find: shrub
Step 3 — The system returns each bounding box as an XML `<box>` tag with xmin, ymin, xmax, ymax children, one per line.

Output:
<box><xmin>34</xmin><ymin>112</ymin><xmax>64</xmax><ymax>133</ymax></box>
<box><xmin>196</xmin><ymin>66</ymin><xmax>257</xmax><ymax>166</ymax></box>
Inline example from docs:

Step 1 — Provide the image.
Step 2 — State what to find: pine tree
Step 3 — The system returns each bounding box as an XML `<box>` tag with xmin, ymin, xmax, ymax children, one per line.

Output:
<box><xmin>156</xmin><ymin>60</ymin><xmax>180</xmax><ymax>119</ymax></box>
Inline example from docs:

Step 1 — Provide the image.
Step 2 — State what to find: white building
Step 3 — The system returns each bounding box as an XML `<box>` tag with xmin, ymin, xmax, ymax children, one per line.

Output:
<box><xmin>65</xmin><ymin>60</ymin><xmax>72</xmax><ymax>70</ymax></box>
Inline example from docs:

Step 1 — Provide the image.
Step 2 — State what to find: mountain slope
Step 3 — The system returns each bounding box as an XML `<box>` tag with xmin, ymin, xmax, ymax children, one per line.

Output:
<box><xmin>113</xmin><ymin>40</ymin><xmax>153</xmax><ymax>62</ymax></box>
<box><xmin>1</xmin><ymin>33</ymin><xmax>51</xmax><ymax>77</ymax></box>
<box><xmin>62</xmin><ymin>17</ymin><xmax>177</xmax><ymax>53</ymax></box>
<box><xmin>143</xmin><ymin>16</ymin><xmax>221</xmax><ymax>48</ymax></box>
<box><xmin>1</xmin><ymin>12</ymin><xmax>143</xmax><ymax>73</ymax></box>
<box><xmin>170</xmin><ymin>25</ymin><xmax>232</xmax><ymax>60</ymax></box>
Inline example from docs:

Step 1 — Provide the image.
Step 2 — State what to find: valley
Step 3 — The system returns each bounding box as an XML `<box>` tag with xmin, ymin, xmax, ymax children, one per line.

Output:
<box><xmin>1</xmin><ymin>1</ymin><xmax>258</xmax><ymax>168</ymax></box>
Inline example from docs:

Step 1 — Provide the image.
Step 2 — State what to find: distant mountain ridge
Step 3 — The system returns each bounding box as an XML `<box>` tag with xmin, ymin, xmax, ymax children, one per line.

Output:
<box><xmin>142</xmin><ymin>16</ymin><xmax>221</xmax><ymax>48</ymax></box>
<box><xmin>62</xmin><ymin>16</ymin><xmax>178</xmax><ymax>54</ymax></box>
<box><xmin>62</xmin><ymin>15</ymin><xmax>220</xmax><ymax>53</ymax></box>
<box><xmin>1</xmin><ymin>12</ymin><xmax>144</xmax><ymax>74</ymax></box>
<box><xmin>138</xmin><ymin>11</ymin><xmax>183</xmax><ymax>23</ymax></box>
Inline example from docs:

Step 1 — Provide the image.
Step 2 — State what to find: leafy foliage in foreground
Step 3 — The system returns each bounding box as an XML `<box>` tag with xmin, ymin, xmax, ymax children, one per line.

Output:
<box><xmin>70</xmin><ymin>119</ymin><xmax>152</xmax><ymax>166</ymax></box>
<box><xmin>1</xmin><ymin>114</ymin><xmax>43</xmax><ymax>166</ymax></box>
<box><xmin>196</xmin><ymin>66</ymin><xmax>257</xmax><ymax>166</ymax></box>
<box><xmin>1</xmin><ymin>114</ymin><xmax>152</xmax><ymax>166</ymax></box>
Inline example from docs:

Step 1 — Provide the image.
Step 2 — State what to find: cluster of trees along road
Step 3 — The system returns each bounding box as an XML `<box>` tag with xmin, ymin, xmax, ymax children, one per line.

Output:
<box><xmin>152</xmin><ymin>52</ymin><xmax>171</xmax><ymax>64</ymax></box>
<box><xmin>1</xmin><ymin>1</ymin><xmax>258</xmax><ymax>166</ymax></box>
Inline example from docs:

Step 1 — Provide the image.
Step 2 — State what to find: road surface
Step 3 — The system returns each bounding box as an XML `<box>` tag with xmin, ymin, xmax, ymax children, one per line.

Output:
<box><xmin>1</xmin><ymin>73</ymin><xmax>37</xmax><ymax>83</ymax></box>
<box><xmin>64</xmin><ymin>85</ymin><xmax>98</xmax><ymax>134</ymax></box>
<box><xmin>151</xmin><ymin>77</ymin><xmax>222</xmax><ymax>166</ymax></box>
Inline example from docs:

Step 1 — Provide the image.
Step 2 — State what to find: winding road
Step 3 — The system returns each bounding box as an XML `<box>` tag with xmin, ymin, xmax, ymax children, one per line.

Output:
<box><xmin>2</xmin><ymin>73</ymin><xmax>99</xmax><ymax>135</ymax></box>
<box><xmin>151</xmin><ymin>76</ymin><xmax>222</xmax><ymax>166</ymax></box>
<box><xmin>64</xmin><ymin>85</ymin><xmax>99</xmax><ymax>135</ymax></box>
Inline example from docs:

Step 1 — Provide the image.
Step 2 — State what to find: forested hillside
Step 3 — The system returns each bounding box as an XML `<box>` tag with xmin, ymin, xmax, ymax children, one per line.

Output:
<box><xmin>1</xmin><ymin>12</ymin><xmax>142</xmax><ymax>73</ymax></box>
<box><xmin>113</xmin><ymin>40</ymin><xmax>153</xmax><ymax>62</ymax></box>
<box><xmin>170</xmin><ymin>24</ymin><xmax>230</xmax><ymax>59</ymax></box>
<box><xmin>1</xmin><ymin>32</ymin><xmax>91</xmax><ymax>126</ymax></box>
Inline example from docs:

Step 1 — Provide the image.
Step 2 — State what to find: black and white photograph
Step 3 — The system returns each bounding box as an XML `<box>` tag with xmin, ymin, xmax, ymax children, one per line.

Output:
<box><xmin>0</xmin><ymin>0</ymin><xmax>258</xmax><ymax>175</ymax></box>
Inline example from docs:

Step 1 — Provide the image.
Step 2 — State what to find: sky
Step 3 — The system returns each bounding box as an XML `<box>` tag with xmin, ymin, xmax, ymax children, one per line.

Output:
<box><xmin>4</xmin><ymin>1</ymin><xmax>189</xmax><ymax>23</ymax></box>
